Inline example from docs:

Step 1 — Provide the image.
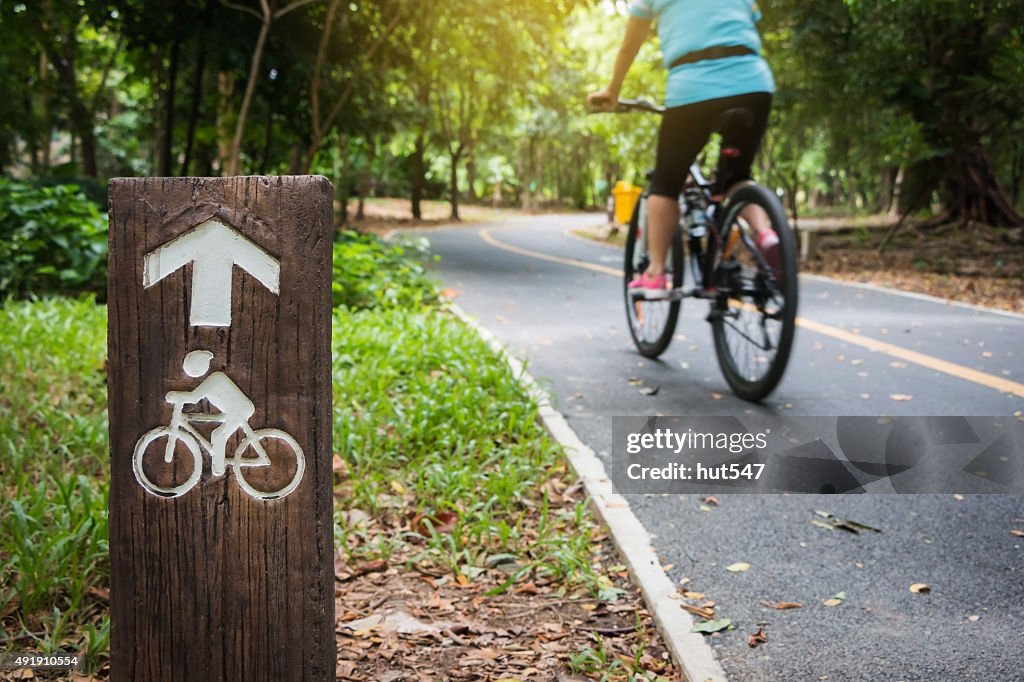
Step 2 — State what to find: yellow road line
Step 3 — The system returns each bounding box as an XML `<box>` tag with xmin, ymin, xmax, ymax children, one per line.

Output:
<box><xmin>794</xmin><ymin>317</ymin><xmax>1024</xmax><ymax>398</ymax></box>
<box><xmin>478</xmin><ymin>227</ymin><xmax>1024</xmax><ymax>398</ymax></box>
<box><xmin>479</xmin><ymin>227</ymin><xmax>622</xmax><ymax>276</ymax></box>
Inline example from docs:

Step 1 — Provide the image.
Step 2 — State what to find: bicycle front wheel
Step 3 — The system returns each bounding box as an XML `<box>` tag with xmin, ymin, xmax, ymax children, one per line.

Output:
<box><xmin>623</xmin><ymin>194</ymin><xmax>684</xmax><ymax>358</ymax></box>
<box><xmin>710</xmin><ymin>183</ymin><xmax>798</xmax><ymax>401</ymax></box>
<box><xmin>132</xmin><ymin>427</ymin><xmax>203</xmax><ymax>497</ymax></box>
<box><xmin>232</xmin><ymin>429</ymin><xmax>305</xmax><ymax>500</ymax></box>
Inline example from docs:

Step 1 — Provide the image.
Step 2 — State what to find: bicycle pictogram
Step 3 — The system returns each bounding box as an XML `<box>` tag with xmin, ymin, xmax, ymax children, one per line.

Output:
<box><xmin>132</xmin><ymin>350</ymin><xmax>305</xmax><ymax>500</ymax></box>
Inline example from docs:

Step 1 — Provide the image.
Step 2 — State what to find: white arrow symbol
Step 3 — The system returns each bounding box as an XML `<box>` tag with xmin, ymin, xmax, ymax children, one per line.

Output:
<box><xmin>143</xmin><ymin>219</ymin><xmax>280</xmax><ymax>327</ymax></box>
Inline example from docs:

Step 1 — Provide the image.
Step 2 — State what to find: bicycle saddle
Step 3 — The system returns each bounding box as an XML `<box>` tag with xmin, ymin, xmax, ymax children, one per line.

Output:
<box><xmin>715</xmin><ymin>107</ymin><xmax>754</xmax><ymax>133</ymax></box>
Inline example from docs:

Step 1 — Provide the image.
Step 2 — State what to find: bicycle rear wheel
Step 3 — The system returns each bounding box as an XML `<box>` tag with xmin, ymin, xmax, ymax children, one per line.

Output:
<box><xmin>709</xmin><ymin>183</ymin><xmax>798</xmax><ymax>401</ymax></box>
<box><xmin>623</xmin><ymin>194</ymin><xmax>684</xmax><ymax>358</ymax></box>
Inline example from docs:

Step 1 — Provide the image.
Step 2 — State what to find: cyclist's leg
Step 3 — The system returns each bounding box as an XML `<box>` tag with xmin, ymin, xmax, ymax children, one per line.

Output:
<box><xmin>645</xmin><ymin>100</ymin><xmax>717</xmax><ymax>278</ymax></box>
<box><xmin>210</xmin><ymin>417</ymin><xmax>247</xmax><ymax>473</ymax></box>
<box><xmin>715</xmin><ymin>92</ymin><xmax>773</xmax><ymax>239</ymax></box>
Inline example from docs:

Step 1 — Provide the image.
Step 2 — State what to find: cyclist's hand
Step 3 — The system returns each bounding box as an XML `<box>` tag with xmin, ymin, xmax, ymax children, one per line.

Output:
<box><xmin>166</xmin><ymin>390</ymin><xmax>191</xmax><ymax>405</ymax></box>
<box><xmin>587</xmin><ymin>87</ymin><xmax>618</xmax><ymax>111</ymax></box>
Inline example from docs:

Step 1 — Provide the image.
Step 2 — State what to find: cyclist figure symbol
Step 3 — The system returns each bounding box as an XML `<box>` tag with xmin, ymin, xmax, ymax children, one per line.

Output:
<box><xmin>132</xmin><ymin>350</ymin><xmax>305</xmax><ymax>500</ymax></box>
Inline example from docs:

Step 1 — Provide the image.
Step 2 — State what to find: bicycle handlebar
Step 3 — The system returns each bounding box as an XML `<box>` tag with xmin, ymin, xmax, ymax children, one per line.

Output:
<box><xmin>588</xmin><ymin>98</ymin><xmax>665</xmax><ymax>115</ymax></box>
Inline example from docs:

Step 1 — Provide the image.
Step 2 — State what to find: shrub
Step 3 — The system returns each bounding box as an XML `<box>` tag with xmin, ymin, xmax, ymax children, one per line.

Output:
<box><xmin>332</xmin><ymin>230</ymin><xmax>438</xmax><ymax>310</ymax></box>
<box><xmin>0</xmin><ymin>179</ymin><xmax>108</xmax><ymax>299</ymax></box>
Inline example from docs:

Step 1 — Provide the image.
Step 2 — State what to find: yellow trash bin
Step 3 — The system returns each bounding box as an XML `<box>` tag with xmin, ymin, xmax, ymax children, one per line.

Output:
<box><xmin>612</xmin><ymin>181</ymin><xmax>642</xmax><ymax>224</ymax></box>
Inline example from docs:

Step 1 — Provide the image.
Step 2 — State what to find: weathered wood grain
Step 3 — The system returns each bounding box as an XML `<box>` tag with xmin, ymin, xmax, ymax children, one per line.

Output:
<box><xmin>107</xmin><ymin>176</ymin><xmax>334</xmax><ymax>681</ymax></box>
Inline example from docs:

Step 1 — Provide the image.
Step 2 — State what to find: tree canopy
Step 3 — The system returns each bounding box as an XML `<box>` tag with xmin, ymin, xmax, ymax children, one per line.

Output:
<box><xmin>2</xmin><ymin>0</ymin><xmax>1022</xmax><ymax>226</ymax></box>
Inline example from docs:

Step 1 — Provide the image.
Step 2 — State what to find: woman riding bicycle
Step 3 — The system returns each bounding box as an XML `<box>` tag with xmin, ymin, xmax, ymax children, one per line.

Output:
<box><xmin>588</xmin><ymin>0</ymin><xmax>779</xmax><ymax>294</ymax></box>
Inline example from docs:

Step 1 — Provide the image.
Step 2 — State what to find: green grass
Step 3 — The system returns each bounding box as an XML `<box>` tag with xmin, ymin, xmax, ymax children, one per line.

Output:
<box><xmin>0</xmin><ymin>288</ymin><xmax>602</xmax><ymax>673</ymax></box>
<box><xmin>0</xmin><ymin>298</ymin><xmax>109</xmax><ymax>669</ymax></box>
<box><xmin>331</xmin><ymin>307</ymin><xmax>598</xmax><ymax>584</ymax></box>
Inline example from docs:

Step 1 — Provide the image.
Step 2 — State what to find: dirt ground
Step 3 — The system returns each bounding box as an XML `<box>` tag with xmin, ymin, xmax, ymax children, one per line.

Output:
<box><xmin>798</xmin><ymin>219</ymin><xmax>1023</xmax><ymax>314</ymax></box>
<box><xmin>331</xmin><ymin>537</ymin><xmax>677</xmax><ymax>682</ymax></box>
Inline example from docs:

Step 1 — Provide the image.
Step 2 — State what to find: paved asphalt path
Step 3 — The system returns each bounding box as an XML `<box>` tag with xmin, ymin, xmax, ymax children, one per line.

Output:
<box><xmin>424</xmin><ymin>214</ymin><xmax>1024</xmax><ymax>682</ymax></box>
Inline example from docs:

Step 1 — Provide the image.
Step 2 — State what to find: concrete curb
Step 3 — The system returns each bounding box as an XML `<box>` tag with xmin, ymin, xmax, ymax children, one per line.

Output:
<box><xmin>448</xmin><ymin>302</ymin><xmax>728</xmax><ymax>682</ymax></box>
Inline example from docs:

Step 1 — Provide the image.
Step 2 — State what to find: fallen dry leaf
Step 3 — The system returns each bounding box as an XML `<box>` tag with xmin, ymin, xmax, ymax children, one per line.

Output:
<box><xmin>910</xmin><ymin>583</ymin><xmax>931</xmax><ymax>594</ymax></box>
<box><xmin>681</xmin><ymin>604</ymin><xmax>715</xmax><ymax>620</ymax></box>
<box><xmin>411</xmin><ymin>510</ymin><xmax>459</xmax><ymax>536</ymax></box>
<box><xmin>726</xmin><ymin>562</ymin><xmax>750</xmax><ymax>573</ymax></box>
<box><xmin>1010</xmin><ymin>529</ymin><xmax>1024</xmax><ymax>538</ymax></box>
<box><xmin>968</xmin><ymin>615</ymin><xmax>981</xmax><ymax>622</ymax></box>
<box><xmin>701</xmin><ymin>496</ymin><xmax>721</xmax><ymax>506</ymax></box>
<box><xmin>88</xmin><ymin>586</ymin><xmax>110</xmax><ymax>602</ymax></box>
<box><xmin>747</xmin><ymin>627</ymin><xmax>768</xmax><ymax>648</ymax></box>
<box><xmin>352</xmin><ymin>557</ymin><xmax>385</xmax><ymax>573</ymax></box>
<box><xmin>889</xmin><ymin>393</ymin><xmax>913</xmax><ymax>401</ymax></box>
<box><xmin>760</xmin><ymin>600</ymin><xmax>802</xmax><ymax>610</ymax></box>
<box><xmin>691</xmin><ymin>618</ymin><xmax>733</xmax><ymax>634</ymax></box>
<box><xmin>823</xmin><ymin>591</ymin><xmax>847</xmax><ymax>607</ymax></box>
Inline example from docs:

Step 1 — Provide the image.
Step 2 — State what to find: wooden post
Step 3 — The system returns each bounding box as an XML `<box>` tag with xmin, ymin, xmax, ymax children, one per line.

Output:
<box><xmin>107</xmin><ymin>176</ymin><xmax>335</xmax><ymax>681</ymax></box>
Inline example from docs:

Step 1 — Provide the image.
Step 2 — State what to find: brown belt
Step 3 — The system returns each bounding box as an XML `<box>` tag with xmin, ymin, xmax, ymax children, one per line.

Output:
<box><xmin>669</xmin><ymin>45</ymin><xmax>755</xmax><ymax>69</ymax></box>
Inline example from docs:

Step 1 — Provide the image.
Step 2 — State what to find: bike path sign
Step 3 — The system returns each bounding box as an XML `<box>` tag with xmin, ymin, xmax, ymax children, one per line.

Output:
<box><xmin>107</xmin><ymin>176</ymin><xmax>334</xmax><ymax>681</ymax></box>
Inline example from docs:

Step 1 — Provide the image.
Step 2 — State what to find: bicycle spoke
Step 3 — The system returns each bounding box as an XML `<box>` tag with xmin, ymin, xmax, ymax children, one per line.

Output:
<box><xmin>710</xmin><ymin>186</ymin><xmax>797</xmax><ymax>400</ymax></box>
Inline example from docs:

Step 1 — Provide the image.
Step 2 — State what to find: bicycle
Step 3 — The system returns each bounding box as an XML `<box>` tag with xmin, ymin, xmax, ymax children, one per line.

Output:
<box><xmin>133</xmin><ymin>398</ymin><xmax>305</xmax><ymax>500</ymax></box>
<box><xmin>604</xmin><ymin>98</ymin><xmax>798</xmax><ymax>401</ymax></box>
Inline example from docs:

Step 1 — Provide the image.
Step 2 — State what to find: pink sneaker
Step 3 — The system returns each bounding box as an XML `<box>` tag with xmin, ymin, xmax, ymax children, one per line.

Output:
<box><xmin>755</xmin><ymin>231</ymin><xmax>780</xmax><ymax>278</ymax></box>
<box><xmin>628</xmin><ymin>271</ymin><xmax>669</xmax><ymax>299</ymax></box>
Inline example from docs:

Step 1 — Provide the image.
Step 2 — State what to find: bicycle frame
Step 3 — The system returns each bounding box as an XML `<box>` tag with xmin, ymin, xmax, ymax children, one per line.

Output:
<box><xmin>164</xmin><ymin>401</ymin><xmax>268</xmax><ymax>476</ymax></box>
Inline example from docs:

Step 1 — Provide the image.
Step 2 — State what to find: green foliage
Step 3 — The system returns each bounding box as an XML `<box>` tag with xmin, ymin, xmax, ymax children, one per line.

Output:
<box><xmin>331</xmin><ymin>306</ymin><xmax>600</xmax><ymax>589</ymax></box>
<box><xmin>0</xmin><ymin>297</ymin><xmax>109</xmax><ymax>672</ymax></box>
<box><xmin>331</xmin><ymin>231</ymin><xmax>438</xmax><ymax>310</ymax></box>
<box><xmin>0</xmin><ymin>180</ymin><xmax>108</xmax><ymax>299</ymax></box>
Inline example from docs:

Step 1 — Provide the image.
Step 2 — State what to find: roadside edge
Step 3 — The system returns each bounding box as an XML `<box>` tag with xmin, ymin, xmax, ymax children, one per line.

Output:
<box><xmin>448</xmin><ymin>302</ymin><xmax>728</xmax><ymax>682</ymax></box>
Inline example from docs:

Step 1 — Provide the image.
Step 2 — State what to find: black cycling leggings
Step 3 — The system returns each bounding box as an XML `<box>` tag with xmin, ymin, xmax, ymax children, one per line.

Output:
<box><xmin>648</xmin><ymin>91</ymin><xmax>772</xmax><ymax>199</ymax></box>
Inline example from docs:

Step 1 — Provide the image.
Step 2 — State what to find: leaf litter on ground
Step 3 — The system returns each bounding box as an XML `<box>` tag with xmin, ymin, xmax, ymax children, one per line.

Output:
<box><xmin>812</xmin><ymin>510</ymin><xmax>882</xmax><ymax>534</ymax></box>
<box><xmin>747</xmin><ymin>627</ymin><xmax>768</xmax><ymax>648</ymax></box>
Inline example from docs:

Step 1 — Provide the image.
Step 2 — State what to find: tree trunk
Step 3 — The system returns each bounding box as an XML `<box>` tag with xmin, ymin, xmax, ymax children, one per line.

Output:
<box><xmin>939</xmin><ymin>141</ymin><xmax>1021</xmax><ymax>227</ymax></box>
<box><xmin>356</xmin><ymin>137</ymin><xmax>375</xmax><ymax>221</ymax></box>
<box><xmin>288</xmin><ymin>141</ymin><xmax>304</xmax><ymax>174</ymax></box>
<box><xmin>48</xmin><ymin>47</ymin><xmax>98</xmax><ymax>177</ymax></box>
<box><xmin>410</xmin><ymin>132</ymin><xmax>425</xmax><ymax>220</ymax></box>
<box><xmin>216</xmin><ymin>71</ymin><xmax>235</xmax><ymax>174</ymax></box>
<box><xmin>878</xmin><ymin>166</ymin><xmax>898</xmax><ymax>214</ymax></box>
<box><xmin>160</xmin><ymin>30</ymin><xmax>181</xmax><ymax>176</ymax></box>
<box><xmin>336</xmin><ymin>136</ymin><xmax>349</xmax><ymax>225</ymax></box>
<box><xmin>180</xmin><ymin>31</ymin><xmax>207</xmax><ymax>176</ymax></box>
<box><xmin>228</xmin><ymin>15</ymin><xmax>272</xmax><ymax>175</ymax></box>
<box><xmin>259</xmin><ymin>97</ymin><xmax>275</xmax><ymax>174</ymax></box>
<box><xmin>465</xmin><ymin>157</ymin><xmax>478</xmax><ymax>202</ymax></box>
<box><xmin>448</xmin><ymin>145</ymin><xmax>462</xmax><ymax>221</ymax></box>
<box><xmin>38</xmin><ymin>52</ymin><xmax>51</xmax><ymax>171</ymax></box>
